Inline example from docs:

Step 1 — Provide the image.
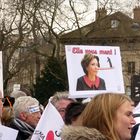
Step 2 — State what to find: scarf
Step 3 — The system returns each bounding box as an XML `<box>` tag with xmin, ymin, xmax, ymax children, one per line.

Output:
<box><xmin>12</xmin><ymin>118</ymin><xmax>34</xmax><ymax>136</ymax></box>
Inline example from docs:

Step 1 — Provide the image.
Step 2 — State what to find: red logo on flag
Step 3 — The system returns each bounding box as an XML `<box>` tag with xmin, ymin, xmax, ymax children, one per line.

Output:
<box><xmin>46</xmin><ymin>130</ymin><xmax>54</xmax><ymax>140</ymax></box>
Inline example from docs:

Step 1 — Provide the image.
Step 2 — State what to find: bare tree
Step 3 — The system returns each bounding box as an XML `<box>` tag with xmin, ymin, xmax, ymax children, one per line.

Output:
<box><xmin>0</xmin><ymin>0</ymin><xmax>91</xmax><ymax>93</ymax></box>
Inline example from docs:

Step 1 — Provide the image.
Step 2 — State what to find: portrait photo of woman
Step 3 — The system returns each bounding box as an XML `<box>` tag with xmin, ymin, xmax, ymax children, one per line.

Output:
<box><xmin>76</xmin><ymin>53</ymin><xmax>106</xmax><ymax>91</ymax></box>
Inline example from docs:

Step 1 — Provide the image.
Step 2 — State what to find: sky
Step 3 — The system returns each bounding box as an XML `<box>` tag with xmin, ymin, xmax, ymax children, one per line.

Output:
<box><xmin>81</xmin><ymin>0</ymin><xmax>139</xmax><ymax>26</ymax></box>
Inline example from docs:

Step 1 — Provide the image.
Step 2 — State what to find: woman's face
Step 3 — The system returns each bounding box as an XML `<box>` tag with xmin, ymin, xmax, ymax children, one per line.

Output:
<box><xmin>114</xmin><ymin>101</ymin><xmax>136</xmax><ymax>140</ymax></box>
<box><xmin>86</xmin><ymin>58</ymin><xmax>99</xmax><ymax>75</ymax></box>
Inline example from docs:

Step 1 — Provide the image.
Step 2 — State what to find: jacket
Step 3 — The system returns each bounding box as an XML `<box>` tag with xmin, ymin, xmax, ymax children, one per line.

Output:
<box><xmin>131</xmin><ymin>102</ymin><xmax>140</xmax><ymax>140</ymax></box>
<box><xmin>61</xmin><ymin>125</ymin><xmax>106</xmax><ymax>140</ymax></box>
<box><xmin>9</xmin><ymin>118</ymin><xmax>34</xmax><ymax>140</ymax></box>
<box><xmin>76</xmin><ymin>76</ymin><xmax>106</xmax><ymax>91</ymax></box>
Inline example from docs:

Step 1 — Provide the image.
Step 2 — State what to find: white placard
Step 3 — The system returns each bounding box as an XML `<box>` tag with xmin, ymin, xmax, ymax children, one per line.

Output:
<box><xmin>0</xmin><ymin>125</ymin><xmax>18</xmax><ymax>140</ymax></box>
<box><xmin>65</xmin><ymin>45</ymin><xmax>125</xmax><ymax>98</ymax></box>
<box><xmin>13</xmin><ymin>84</ymin><xmax>20</xmax><ymax>91</ymax></box>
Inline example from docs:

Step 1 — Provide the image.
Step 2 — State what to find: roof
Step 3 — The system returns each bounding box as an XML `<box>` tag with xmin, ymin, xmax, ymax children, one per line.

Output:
<box><xmin>60</xmin><ymin>11</ymin><xmax>140</xmax><ymax>43</ymax></box>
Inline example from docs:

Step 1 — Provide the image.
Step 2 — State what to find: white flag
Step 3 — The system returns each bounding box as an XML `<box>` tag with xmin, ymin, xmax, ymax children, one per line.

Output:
<box><xmin>31</xmin><ymin>102</ymin><xmax>64</xmax><ymax>140</ymax></box>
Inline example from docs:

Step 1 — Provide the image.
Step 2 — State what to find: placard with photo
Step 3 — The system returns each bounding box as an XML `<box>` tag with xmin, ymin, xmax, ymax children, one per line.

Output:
<box><xmin>65</xmin><ymin>45</ymin><xmax>124</xmax><ymax>98</ymax></box>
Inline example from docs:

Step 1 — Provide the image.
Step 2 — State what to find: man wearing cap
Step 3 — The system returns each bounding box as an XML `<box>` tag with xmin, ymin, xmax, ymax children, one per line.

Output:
<box><xmin>9</xmin><ymin>96</ymin><xmax>41</xmax><ymax>140</ymax></box>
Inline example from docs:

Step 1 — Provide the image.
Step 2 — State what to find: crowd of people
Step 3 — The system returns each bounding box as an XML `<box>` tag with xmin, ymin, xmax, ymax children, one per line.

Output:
<box><xmin>0</xmin><ymin>89</ymin><xmax>139</xmax><ymax>140</ymax></box>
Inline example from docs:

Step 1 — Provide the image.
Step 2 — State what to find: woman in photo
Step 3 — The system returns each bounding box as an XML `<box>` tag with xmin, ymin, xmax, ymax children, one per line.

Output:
<box><xmin>76</xmin><ymin>53</ymin><xmax>106</xmax><ymax>91</ymax></box>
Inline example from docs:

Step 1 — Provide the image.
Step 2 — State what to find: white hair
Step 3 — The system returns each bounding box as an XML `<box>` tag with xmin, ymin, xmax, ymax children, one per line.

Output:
<box><xmin>51</xmin><ymin>91</ymin><xmax>76</xmax><ymax>107</ymax></box>
<box><xmin>13</xmin><ymin>96</ymin><xmax>39</xmax><ymax>117</ymax></box>
<box><xmin>10</xmin><ymin>90</ymin><xmax>27</xmax><ymax>99</ymax></box>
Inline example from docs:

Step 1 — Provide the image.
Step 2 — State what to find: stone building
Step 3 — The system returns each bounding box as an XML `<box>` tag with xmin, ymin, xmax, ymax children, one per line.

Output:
<box><xmin>60</xmin><ymin>7</ymin><xmax>140</xmax><ymax>100</ymax></box>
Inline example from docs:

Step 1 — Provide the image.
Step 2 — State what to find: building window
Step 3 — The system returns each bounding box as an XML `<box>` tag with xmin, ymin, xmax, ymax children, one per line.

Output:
<box><xmin>127</xmin><ymin>62</ymin><xmax>135</xmax><ymax>74</ymax></box>
<box><xmin>111</xmin><ymin>20</ymin><xmax>119</xmax><ymax>28</ymax></box>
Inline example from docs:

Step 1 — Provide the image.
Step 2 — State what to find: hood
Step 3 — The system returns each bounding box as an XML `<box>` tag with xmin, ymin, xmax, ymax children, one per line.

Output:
<box><xmin>61</xmin><ymin>125</ymin><xmax>106</xmax><ymax>140</ymax></box>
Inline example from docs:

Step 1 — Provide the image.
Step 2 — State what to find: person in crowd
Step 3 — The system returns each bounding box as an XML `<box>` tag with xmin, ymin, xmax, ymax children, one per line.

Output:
<box><xmin>61</xmin><ymin>125</ymin><xmax>106</xmax><ymax>140</ymax></box>
<box><xmin>10</xmin><ymin>90</ymin><xmax>44</xmax><ymax>114</ymax></box>
<box><xmin>76</xmin><ymin>53</ymin><xmax>106</xmax><ymax>91</ymax></box>
<box><xmin>10</xmin><ymin>90</ymin><xmax>27</xmax><ymax>99</ymax></box>
<box><xmin>64</xmin><ymin>102</ymin><xmax>87</xmax><ymax>125</ymax></box>
<box><xmin>0</xmin><ymin>91</ymin><xmax>4</xmax><ymax>124</ymax></box>
<box><xmin>9</xmin><ymin>96</ymin><xmax>41</xmax><ymax>140</ymax></box>
<box><xmin>130</xmin><ymin>100</ymin><xmax>140</xmax><ymax>140</ymax></box>
<box><xmin>51</xmin><ymin>91</ymin><xmax>76</xmax><ymax>121</ymax></box>
<box><xmin>2</xmin><ymin>90</ymin><xmax>28</xmax><ymax>127</ymax></box>
<box><xmin>76</xmin><ymin>93</ymin><xmax>135</xmax><ymax>140</ymax></box>
<box><xmin>132</xmin><ymin>100</ymin><xmax>140</xmax><ymax>123</ymax></box>
<box><xmin>1</xmin><ymin>96</ymin><xmax>15</xmax><ymax>126</ymax></box>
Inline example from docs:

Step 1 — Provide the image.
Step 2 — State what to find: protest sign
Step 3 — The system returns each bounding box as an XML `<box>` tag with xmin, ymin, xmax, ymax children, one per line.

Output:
<box><xmin>65</xmin><ymin>45</ymin><xmax>124</xmax><ymax>98</ymax></box>
<box><xmin>0</xmin><ymin>125</ymin><xmax>18</xmax><ymax>140</ymax></box>
<box><xmin>31</xmin><ymin>102</ymin><xmax>64</xmax><ymax>140</ymax></box>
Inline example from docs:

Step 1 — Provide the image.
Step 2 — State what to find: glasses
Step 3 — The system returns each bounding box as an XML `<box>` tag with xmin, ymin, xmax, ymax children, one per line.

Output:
<box><xmin>57</xmin><ymin>108</ymin><xmax>66</xmax><ymax>113</ymax></box>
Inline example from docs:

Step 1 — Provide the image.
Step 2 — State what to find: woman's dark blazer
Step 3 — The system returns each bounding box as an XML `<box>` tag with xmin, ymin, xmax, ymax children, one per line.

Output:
<box><xmin>76</xmin><ymin>76</ymin><xmax>106</xmax><ymax>91</ymax></box>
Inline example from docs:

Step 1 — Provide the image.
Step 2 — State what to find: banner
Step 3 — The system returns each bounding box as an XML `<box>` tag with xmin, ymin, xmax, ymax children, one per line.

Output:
<box><xmin>65</xmin><ymin>45</ymin><xmax>124</xmax><ymax>98</ymax></box>
<box><xmin>31</xmin><ymin>102</ymin><xmax>64</xmax><ymax>140</ymax></box>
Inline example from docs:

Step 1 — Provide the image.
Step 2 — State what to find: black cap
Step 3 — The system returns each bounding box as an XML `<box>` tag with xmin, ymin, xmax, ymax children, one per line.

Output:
<box><xmin>3</xmin><ymin>96</ymin><xmax>15</xmax><ymax>107</ymax></box>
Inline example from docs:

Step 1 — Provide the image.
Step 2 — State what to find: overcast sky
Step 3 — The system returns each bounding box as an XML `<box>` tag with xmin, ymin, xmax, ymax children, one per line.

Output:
<box><xmin>81</xmin><ymin>0</ymin><xmax>139</xmax><ymax>25</ymax></box>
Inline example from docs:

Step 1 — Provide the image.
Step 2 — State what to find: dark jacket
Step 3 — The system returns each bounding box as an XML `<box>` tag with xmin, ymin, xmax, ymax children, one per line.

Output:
<box><xmin>61</xmin><ymin>125</ymin><xmax>106</xmax><ymax>140</ymax></box>
<box><xmin>76</xmin><ymin>76</ymin><xmax>106</xmax><ymax>91</ymax></box>
<box><xmin>9</xmin><ymin>118</ymin><xmax>34</xmax><ymax>140</ymax></box>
